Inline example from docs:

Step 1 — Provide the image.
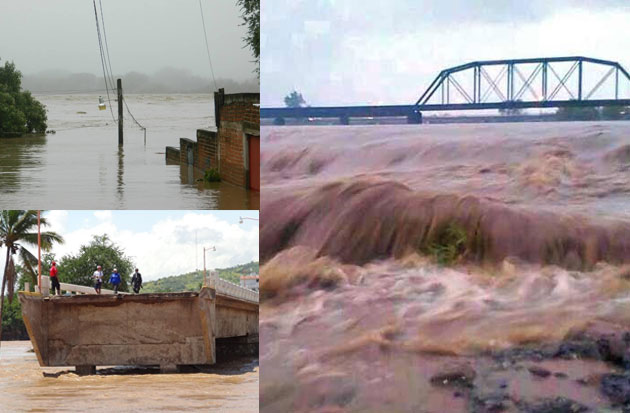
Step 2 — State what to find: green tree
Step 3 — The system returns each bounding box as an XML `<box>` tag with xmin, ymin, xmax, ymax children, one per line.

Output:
<box><xmin>0</xmin><ymin>210</ymin><xmax>63</xmax><ymax>345</ymax></box>
<box><xmin>284</xmin><ymin>91</ymin><xmax>306</xmax><ymax>108</ymax></box>
<box><xmin>236</xmin><ymin>0</ymin><xmax>259</xmax><ymax>77</ymax></box>
<box><xmin>1</xmin><ymin>297</ymin><xmax>26</xmax><ymax>340</ymax></box>
<box><xmin>0</xmin><ymin>59</ymin><xmax>48</xmax><ymax>134</ymax></box>
<box><xmin>0</xmin><ymin>60</ymin><xmax>21</xmax><ymax>94</ymax></box>
<box><xmin>58</xmin><ymin>234</ymin><xmax>134</xmax><ymax>292</ymax></box>
<box><xmin>498</xmin><ymin>100</ymin><xmax>523</xmax><ymax>116</ymax></box>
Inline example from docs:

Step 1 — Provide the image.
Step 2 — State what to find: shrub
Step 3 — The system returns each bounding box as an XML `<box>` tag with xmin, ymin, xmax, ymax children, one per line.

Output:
<box><xmin>424</xmin><ymin>222</ymin><xmax>468</xmax><ymax>265</ymax></box>
<box><xmin>204</xmin><ymin>168</ymin><xmax>221</xmax><ymax>182</ymax></box>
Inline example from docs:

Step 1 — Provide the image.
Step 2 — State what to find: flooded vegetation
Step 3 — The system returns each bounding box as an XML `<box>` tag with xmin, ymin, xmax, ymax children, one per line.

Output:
<box><xmin>0</xmin><ymin>94</ymin><xmax>259</xmax><ymax>209</ymax></box>
<box><xmin>260</xmin><ymin>122</ymin><xmax>630</xmax><ymax>412</ymax></box>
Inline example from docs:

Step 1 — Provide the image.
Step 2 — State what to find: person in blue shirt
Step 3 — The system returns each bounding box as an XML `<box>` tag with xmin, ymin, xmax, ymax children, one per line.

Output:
<box><xmin>109</xmin><ymin>268</ymin><xmax>122</xmax><ymax>294</ymax></box>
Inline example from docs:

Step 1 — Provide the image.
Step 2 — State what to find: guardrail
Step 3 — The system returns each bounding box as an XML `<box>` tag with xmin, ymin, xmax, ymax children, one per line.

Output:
<box><xmin>29</xmin><ymin>275</ymin><xmax>259</xmax><ymax>303</ymax></box>
<box><xmin>215</xmin><ymin>277</ymin><xmax>259</xmax><ymax>303</ymax></box>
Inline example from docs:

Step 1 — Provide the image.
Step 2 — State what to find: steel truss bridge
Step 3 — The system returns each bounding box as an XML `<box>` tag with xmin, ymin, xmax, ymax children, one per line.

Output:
<box><xmin>261</xmin><ymin>56</ymin><xmax>630</xmax><ymax>124</ymax></box>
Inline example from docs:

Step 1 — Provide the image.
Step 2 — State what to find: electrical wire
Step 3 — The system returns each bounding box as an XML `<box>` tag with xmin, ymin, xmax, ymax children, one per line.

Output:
<box><xmin>99</xmin><ymin>0</ymin><xmax>117</xmax><ymax>92</ymax></box>
<box><xmin>92</xmin><ymin>0</ymin><xmax>146</xmax><ymax>142</ymax></box>
<box><xmin>198</xmin><ymin>0</ymin><xmax>218</xmax><ymax>92</ymax></box>
<box><xmin>121</xmin><ymin>88</ymin><xmax>145</xmax><ymax>130</ymax></box>
<box><xmin>92</xmin><ymin>0</ymin><xmax>117</xmax><ymax>123</ymax></box>
<box><xmin>31</xmin><ymin>89</ymin><xmax>109</xmax><ymax>95</ymax></box>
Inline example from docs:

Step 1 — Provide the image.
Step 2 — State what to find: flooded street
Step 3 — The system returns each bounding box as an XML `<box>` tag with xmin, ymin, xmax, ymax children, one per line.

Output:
<box><xmin>0</xmin><ymin>341</ymin><xmax>259</xmax><ymax>412</ymax></box>
<box><xmin>0</xmin><ymin>94</ymin><xmax>259</xmax><ymax>209</ymax></box>
<box><xmin>260</xmin><ymin>122</ymin><xmax>630</xmax><ymax>412</ymax></box>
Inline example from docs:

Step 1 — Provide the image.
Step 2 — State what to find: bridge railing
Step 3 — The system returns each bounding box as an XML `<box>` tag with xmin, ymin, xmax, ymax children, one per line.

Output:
<box><xmin>214</xmin><ymin>277</ymin><xmax>259</xmax><ymax>303</ymax></box>
<box><xmin>27</xmin><ymin>275</ymin><xmax>259</xmax><ymax>303</ymax></box>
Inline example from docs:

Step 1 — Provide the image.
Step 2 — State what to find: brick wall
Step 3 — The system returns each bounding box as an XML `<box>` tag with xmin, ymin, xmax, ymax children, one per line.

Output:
<box><xmin>165</xmin><ymin>146</ymin><xmax>180</xmax><ymax>163</ymax></box>
<box><xmin>196</xmin><ymin>129</ymin><xmax>218</xmax><ymax>170</ymax></box>
<box><xmin>215</xmin><ymin>91</ymin><xmax>260</xmax><ymax>188</ymax></box>
<box><xmin>219</xmin><ymin>122</ymin><xmax>246</xmax><ymax>187</ymax></box>
<box><xmin>179</xmin><ymin>138</ymin><xmax>197</xmax><ymax>165</ymax></box>
<box><xmin>166</xmin><ymin>90</ymin><xmax>259</xmax><ymax>189</ymax></box>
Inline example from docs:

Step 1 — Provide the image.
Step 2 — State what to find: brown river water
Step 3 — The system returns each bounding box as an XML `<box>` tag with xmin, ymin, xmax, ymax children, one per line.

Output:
<box><xmin>0</xmin><ymin>341</ymin><xmax>259</xmax><ymax>412</ymax></box>
<box><xmin>0</xmin><ymin>94</ymin><xmax>259</xmax><ymax>210</ymax></box>
<box><xmin>260</xmin><ymin>122</ymin><xmax>630</xmax><ymax>412</ymax></box>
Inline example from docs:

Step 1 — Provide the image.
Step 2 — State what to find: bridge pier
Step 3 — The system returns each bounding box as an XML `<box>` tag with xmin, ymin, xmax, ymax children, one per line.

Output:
<box><xmin>407</xmin><ymin>111</ymin><xmax>423</xmax><ymax>124</ymax></box>
<box><xmin>75</xmin><ymin>365</ymin><xmax>96</xmax><ymax>375</ymax></box>
<box><xmin>160</xmin><ymin>364</ymin><xmax>180</xmax><ymax>374</ymax></box>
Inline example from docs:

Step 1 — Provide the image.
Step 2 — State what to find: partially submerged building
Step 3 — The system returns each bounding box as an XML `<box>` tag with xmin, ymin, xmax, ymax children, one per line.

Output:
<box><xmin>166</xmin><ymin>89</ymin><xmax>260</xmax><ymax>191</ymax></box>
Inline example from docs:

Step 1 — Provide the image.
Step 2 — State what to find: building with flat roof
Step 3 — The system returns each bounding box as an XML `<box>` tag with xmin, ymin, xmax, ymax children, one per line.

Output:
<box><xmin>240</xmin><ymin>273</ymin><xmax>259</xmax><ymax>292</ymax></box>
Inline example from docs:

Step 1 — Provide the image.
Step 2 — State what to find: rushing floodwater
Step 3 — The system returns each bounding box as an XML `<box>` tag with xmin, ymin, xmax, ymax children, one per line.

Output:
<box><xmin>260</xmin><ymin>122</ymin><xmax>630</xmax><ymax>412</ymax></box>
<box><xmin>0</xmin><ymin>94</ymin><xmax>259</xmax><ymax>209</ymax></box>
<box><xmin>0</xmin><ymin>341</ymin><xmax>259</xmax><ymax>412</ymax></box>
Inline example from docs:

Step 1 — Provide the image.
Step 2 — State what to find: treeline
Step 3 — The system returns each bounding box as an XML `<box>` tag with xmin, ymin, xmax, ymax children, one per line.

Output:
<box><xmin>555</xmin><ymin>105</ymin><xmax>630</xmax><ymax>121</ymax></box>
<box><xmin>0</xmin><ymin>59</ymin><xmax>47</xmax><ymax>135</ymax></box>
<box><xmin>143</xmin><ymin>261</ymin><xmax>259</xmax><ymax>293</ymax></box>
<box><xmin>22</xmin><ymin>68</ymin><xmax>259</xmax><ymax>94</ymax></box>
<box><xmin>1</xmin><ymin>298</ymin><xmax>27</xmax><ymax>340</ymax></box>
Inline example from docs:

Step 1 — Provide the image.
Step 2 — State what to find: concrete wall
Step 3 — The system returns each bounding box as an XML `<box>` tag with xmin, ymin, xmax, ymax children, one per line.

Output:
<box><xmin>19</xmin><ymin>288</ymin><xmax>258</xmax><ymax>369</ymax></box>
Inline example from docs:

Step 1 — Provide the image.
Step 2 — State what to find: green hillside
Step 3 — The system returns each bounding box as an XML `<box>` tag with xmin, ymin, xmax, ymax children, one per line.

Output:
<box><xmin>142</xmin><ymin>261</ymin><xmax>259</xmax><ymax>293</ymax></box>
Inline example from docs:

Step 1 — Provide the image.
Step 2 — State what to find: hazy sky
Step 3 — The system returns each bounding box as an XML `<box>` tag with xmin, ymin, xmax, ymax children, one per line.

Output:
<box><xmin>0</xmin><ymin>210</ymin><xmax>259</xmax><ymax>282</ymax></box>
<box><xmin>0</xmin><ymin>0</ymin><xmax>256</xmax><ymax>81</ymax></box>
<box><xmin>261</xmin><ymin>0</ymin><xmax>630</xmax><ymax>106</ymax></box>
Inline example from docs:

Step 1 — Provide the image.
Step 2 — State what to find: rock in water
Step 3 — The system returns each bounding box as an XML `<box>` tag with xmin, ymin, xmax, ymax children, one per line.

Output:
<box><xmin>430</xmin><ymin>361</ymin><xmax>476</xmax><ymax>388</ymax></box>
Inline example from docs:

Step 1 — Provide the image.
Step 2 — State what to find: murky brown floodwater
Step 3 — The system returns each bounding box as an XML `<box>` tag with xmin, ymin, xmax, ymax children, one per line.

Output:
<box><xmin>0</xmin><ymin>341</ymin><xmax>259</xmax><ymax>413</ymax></box>
<box><xmin>0</xmin><ymin>94</ymin><xmax>259</xmax><ymax>209</ymax></box>
<box><xmin>260</xmin><ymin>122</ymin><xmax>630</xmax><ymax>412</ymax></box>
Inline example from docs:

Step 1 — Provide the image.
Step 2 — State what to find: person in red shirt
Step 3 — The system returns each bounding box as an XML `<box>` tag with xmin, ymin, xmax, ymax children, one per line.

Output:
<box><xmin>50</xmin><ymin>261</ymin><xmax>60</xmax><ymax>296</ymax></box>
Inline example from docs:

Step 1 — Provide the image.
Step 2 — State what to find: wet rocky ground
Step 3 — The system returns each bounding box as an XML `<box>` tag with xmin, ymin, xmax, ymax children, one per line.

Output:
<box><xmin>262</xmin><ymin>319</ymin><xmax>630</xmax><ymax>412</ymax></box>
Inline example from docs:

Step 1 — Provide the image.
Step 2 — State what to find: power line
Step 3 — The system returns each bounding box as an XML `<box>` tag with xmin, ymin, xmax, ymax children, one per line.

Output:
<box><xmin>121</xmin><ymin>88</ymin><xmax>145</xmax><ymax>129</ymax></box>
<box><xmin>92</xmin><ymin>0</ymin><xmax>117</xmax><ymax>123</ymax></box>
<box><xmin>99</xmin><ymin>0</ymin><xmax>117</xmax><ymax>92</ymax></box>
<box><xmin>92</xmin><ymin>0</ymin><xmax>146</xmax><ymax>143</ymax></box>
<box><xmin>198</xmin><ymin>0</ymin><xmax>218</xmax><ymax>92</ymax></box>
<box><xmin>121</xmin><ymin>87</ymin><xmax>147</xmax><ymax>145</ymax></box>
<box><xmin>31</xmin><ymin>89</ymin><xmax>109</xmax><ymax>95</ymax></box>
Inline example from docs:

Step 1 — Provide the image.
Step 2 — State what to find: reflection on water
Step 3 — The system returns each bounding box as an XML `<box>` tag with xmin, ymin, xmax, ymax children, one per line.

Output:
<box><xmin>174</xmin><ymin>163</ymin><xmax>260</xmax><ymax>210</ymax></box>
<box><xmin>0</xmin><ymin>134</ymin><xmax>46</xmax><ymax>195</ymax></box>
<box><xmin>0</xmin><ymin>94</ymin><xmax>258</xmax><ymax>209</ymax></box>
<box><xmin>0</xmin><ymin>341</ymin><xmax>259</xmax><ymax>412</ymax></box>
<box><xmin>117</xmin><ymin>145</ymin><xmax>124</xmax><ymax>203</ymax></box>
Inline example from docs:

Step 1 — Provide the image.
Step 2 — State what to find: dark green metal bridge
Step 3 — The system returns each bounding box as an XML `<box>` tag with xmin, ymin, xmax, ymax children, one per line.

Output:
<box><xmin>261</xmin><ymin>56</ymin><xmax>630</xmax><ymax>124</ymax></box>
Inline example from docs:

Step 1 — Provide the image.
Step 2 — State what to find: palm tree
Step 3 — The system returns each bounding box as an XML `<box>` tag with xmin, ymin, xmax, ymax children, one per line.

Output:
<box><xmin>0</xmin><ymin>210</ymin><xmax>63</xmax><ymax>346</ymax></box>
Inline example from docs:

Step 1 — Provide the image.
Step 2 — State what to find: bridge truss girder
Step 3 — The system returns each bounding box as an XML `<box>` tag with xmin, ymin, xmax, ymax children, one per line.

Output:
<box><xmin>415</xmin><ymin>56</ymin><xmax>630</xmax><ymax>110</ymax></box>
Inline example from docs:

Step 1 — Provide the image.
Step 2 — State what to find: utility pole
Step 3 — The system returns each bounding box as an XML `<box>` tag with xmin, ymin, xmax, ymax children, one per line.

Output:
<box><xmin>203</xmin><ymin>246</ymin><xmax>216</xmax><ymax>288</ymax></box>
<box><xmin>37</xmin><ymin>210</ymin><xmax>41</xmax><ymax>293</ymax></box>
<box><xmin>117</xmin><ymin>78</ymin><xmax>123</xmax><ymax>145</ymax></box>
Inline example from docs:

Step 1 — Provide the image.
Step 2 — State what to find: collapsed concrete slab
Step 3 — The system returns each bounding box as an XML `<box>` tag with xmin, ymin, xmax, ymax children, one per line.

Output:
<box><xmin>19</xmin><ymin>287</ymin><xmax>258</xmax><ymax>373</ymax></box>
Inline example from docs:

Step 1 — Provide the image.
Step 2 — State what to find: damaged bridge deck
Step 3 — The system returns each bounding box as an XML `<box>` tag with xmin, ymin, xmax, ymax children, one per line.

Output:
<box><xmin>19</xmin><ymin>287</ymin><xmax>258</xmax><ymax>373</ymax></box>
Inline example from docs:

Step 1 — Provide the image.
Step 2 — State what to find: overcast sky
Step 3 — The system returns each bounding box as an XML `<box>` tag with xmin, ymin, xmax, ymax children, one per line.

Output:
<box><xmin>261</xmin><ymin>0</ymin><xmax>630</xmax><ymax>106</ymax></box>
<box><xmin>0</xmin><ymin>0</ymin><xmax>256</xmax><ymax>81</ymax></box>
<box><xmin>0</xmin><ymin>210</ymin><xmax>259</xmax><ymax>283</ymax></box>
